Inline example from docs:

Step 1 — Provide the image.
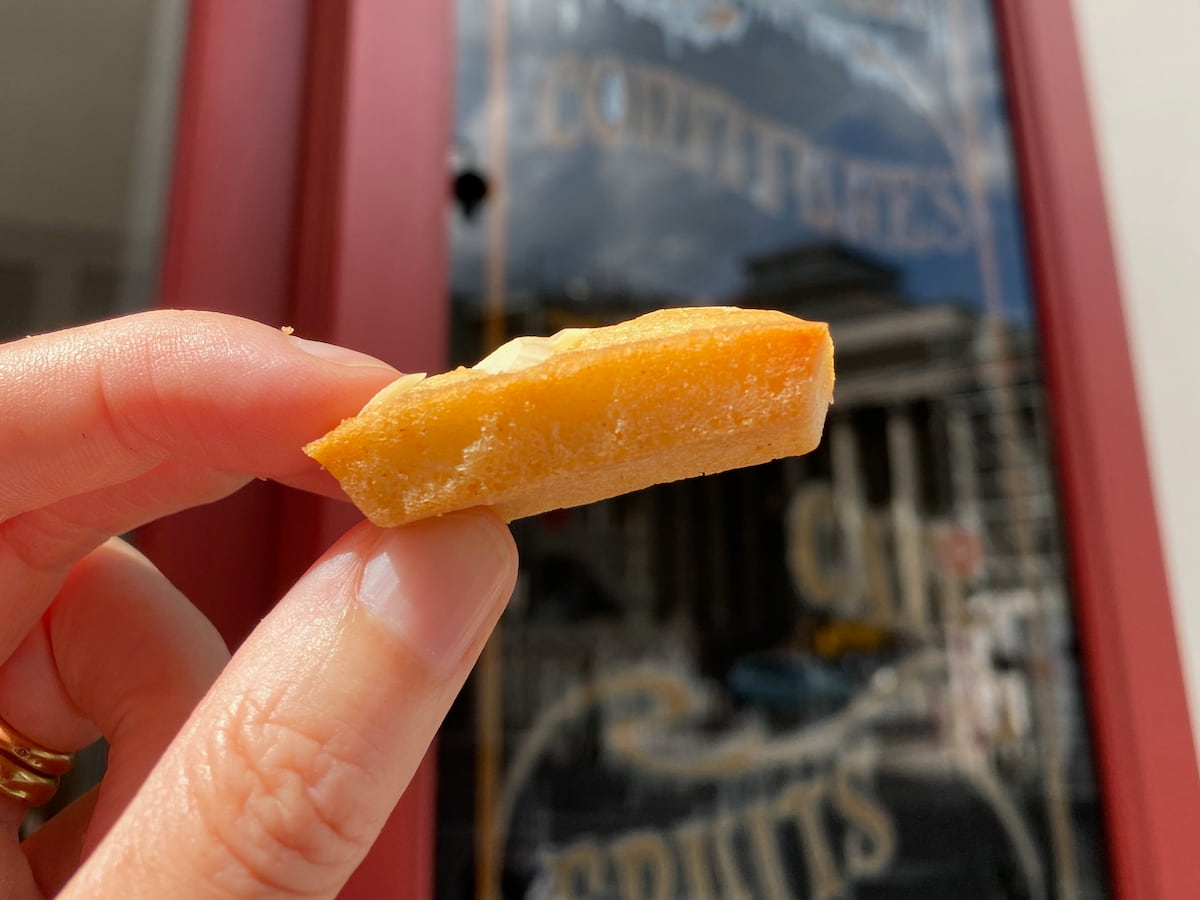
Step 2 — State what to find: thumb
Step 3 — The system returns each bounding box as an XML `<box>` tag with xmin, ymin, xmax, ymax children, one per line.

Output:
<box><xmin>63</xmin><ymin>512</ymin><xmax>517</xmax><ymax>900</ymax></box>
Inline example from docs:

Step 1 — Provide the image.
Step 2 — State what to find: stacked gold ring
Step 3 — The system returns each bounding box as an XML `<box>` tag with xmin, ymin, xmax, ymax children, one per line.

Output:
<box><xmin>0</xmin><ymin>719</ymin><xmax>73</xmax><ymax>808</ymax></box>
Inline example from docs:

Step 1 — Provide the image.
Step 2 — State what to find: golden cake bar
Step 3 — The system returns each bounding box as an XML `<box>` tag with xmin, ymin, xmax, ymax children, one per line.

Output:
<box><xmin>304</xmin><ymin>306</ymin><xmax>835</xmax><ymax>527</ymax></box>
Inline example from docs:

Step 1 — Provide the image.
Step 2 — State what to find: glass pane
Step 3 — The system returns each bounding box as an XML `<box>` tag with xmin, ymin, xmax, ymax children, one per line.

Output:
<box><xmin>443</xmin><ymin>2</ymin><xmax>1110</xmax><ymax>898</ymax></box>
<box><xmin>0</xmin><ymin>0</ymin><xmax>187</xmax><ymax>341</ymax></box>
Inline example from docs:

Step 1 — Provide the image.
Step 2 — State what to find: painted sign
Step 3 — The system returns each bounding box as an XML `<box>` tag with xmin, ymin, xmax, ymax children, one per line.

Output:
<box><xmin>440</xmin><ymin>1</ymin><xmax>1111</xmax><ymax>898</ymax></box>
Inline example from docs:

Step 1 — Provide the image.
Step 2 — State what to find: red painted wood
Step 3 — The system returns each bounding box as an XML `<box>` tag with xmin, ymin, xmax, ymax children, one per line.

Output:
<box><xmin>283</xmin><ymin>1</ymin><xmax>455</xmax><ymax>896</ymax></box>
<box><xmin>340</xmin><ymin>753</ymin><xmax>439</xmax><ymax>900</ymax></box>
<box><xmin>995</xmin><ymin>1</ymin><xmax>1200</xmax><ymax>897</ymax></box>
<box><xmin>137</xmin><ymin>0</ymin><xmax>311</xmax><ymax>644</ymax></box>
<box><xmin>141</xmin><ymin>0</ymin><xmax>452</xmax><ymax>895</ymax></box>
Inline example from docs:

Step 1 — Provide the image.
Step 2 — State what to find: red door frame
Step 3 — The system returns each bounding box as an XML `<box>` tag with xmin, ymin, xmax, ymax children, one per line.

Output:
<box><xmin>137</xmin><ymin>0</ymin><xmax>311</xmax><ymax>644</ymax></box>
<box><xmin>144</xmin><ymin>0</ymin><xmax>1200</xmax><ymax>898</ymax></box>
<box><xmin>282</xmin><ymin>1</ymin><xmax>454</xmax><ymax>897</ymax></box>
<box><xmin>995</xmin><ymin>2</ymin><xmax>1200</xmax><ymax>897</ymax></box>
<box><xmin>139</xmin><ymin>1</ymin><xmax>451</xmax><ymax>897</ymax></box>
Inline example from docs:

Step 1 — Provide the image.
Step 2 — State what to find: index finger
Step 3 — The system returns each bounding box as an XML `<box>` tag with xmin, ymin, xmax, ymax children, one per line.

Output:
<box><xmin>0</xmin><ymin>309</ymin><xmax>398</xmax><ymax>518</ymax></box>
<box><xmin>0</xmin><ymin>310</ymin><xmax>399</xmax><ymax>661</ymax></box>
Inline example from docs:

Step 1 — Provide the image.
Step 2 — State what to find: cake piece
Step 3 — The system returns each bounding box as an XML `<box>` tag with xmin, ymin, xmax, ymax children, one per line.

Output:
<box><xmin>305</xmin><ymin>306</ymin><xmax>834</xmax><ymax>527</ymax></box>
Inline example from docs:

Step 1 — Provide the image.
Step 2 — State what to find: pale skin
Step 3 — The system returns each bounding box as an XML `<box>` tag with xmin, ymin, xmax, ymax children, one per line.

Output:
<box><xmin>0</xmin><ymin>310</ymin><xmax>519</xmax><ymax>898</ymax></box>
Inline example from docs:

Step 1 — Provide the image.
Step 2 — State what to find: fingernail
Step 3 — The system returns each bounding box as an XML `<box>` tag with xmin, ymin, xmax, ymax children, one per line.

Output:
<box><xmin>291</xmin><ymin>336</ymin><xmax>398</xmax><ymax>372</ymax></box>
<box><xmin>357</xmin><ymin>513</ymin><xmax>516</xmax><ymax>673</ymax></box>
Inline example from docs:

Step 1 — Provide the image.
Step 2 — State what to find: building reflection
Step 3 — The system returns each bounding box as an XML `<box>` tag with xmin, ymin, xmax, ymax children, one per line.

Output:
<box><xmin>439</xmin><ymin>242</ymin><xmax>1102</xmax><ymax>899</ymax></box>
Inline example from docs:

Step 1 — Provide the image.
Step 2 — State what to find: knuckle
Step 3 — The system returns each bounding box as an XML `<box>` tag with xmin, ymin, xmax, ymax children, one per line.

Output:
<box><xmin>191</xmin><ymin>691</ymin><xmax>380</xmax><ymax>897</ymax></box>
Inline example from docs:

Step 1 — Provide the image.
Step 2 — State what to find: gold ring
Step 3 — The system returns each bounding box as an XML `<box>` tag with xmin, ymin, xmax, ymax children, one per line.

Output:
<box><xmin>0</xmin><ymin>719</ymin><xmax>73</xmax><ymax>808</ymax></box>
<box><xmin>0</xmin><ymin>755</ymin><xmax>59</xmax><ymax>807</ymax></box>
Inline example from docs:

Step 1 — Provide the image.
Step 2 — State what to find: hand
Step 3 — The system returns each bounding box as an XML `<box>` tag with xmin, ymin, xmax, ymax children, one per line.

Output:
<box><xmin>0</xmin><ymin>311</ymin><xmax>518</xmax><ymax>898</ymax></box>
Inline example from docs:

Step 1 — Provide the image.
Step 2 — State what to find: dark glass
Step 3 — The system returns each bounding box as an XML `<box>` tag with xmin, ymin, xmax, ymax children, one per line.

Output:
<box><xmin>441</xmin><ymin>2</ymin><xmax>1110</xmax><ymax>898</ymax></box>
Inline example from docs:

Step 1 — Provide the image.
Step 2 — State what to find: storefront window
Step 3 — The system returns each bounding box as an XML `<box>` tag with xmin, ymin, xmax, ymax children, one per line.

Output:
<box><xmin>441</xmin><ymin>1</ymin><xmax>1109</xmax><ymax>897</ymax></box>
<box><xmin>0</xmin><ymin>0</ymin><xmax>186</xmax><ymax>341</ymax></box>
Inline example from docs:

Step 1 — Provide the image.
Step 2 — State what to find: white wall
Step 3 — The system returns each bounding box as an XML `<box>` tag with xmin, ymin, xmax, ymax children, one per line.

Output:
<box><xmin>0</xmin><ymin>0</ymin><xmax>185</xmax><ymax>329</ymax></box>
<box><xmin>0</xmin><ymin>0</ymin><xmax>158</xmax><ymax>232</ymax></box>
<box><xmin>1073</xmin><ymin>0</ymin><xmax>1200</xmax><ymax>746</ymax></box>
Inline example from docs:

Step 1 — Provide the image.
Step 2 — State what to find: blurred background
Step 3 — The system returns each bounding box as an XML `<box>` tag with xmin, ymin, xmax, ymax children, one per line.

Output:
<box><xmin>1</xmin><ymin>1</ymin><xmax>1197</xmax><ymax>899</ymax></box>
<box><xmin>1074</xmin><ymin>0</ymin><xmax>1200</xmax><ymax>737</ymax></box>
<box><xmin>2</xmin><ymin>2</ymin><xmax>1197</xmax><ymax>721</ymax></box>
<box><xmin>0</xmin><ymin>1</ymin><xmax>184</xmax><ymax>335</ymax></box>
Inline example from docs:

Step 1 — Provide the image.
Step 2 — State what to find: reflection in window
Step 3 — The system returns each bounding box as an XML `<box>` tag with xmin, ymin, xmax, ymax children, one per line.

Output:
<box><xmin>440</xmin><ymin>2</ymin><xmax>1111</xmax><ymax>899</ymax></box>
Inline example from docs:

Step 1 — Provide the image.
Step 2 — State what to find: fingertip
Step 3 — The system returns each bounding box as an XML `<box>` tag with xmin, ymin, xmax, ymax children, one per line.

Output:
<box><xmin>288</xmin><ymin>336</ymin><xmax>399</xmax><ymax>374</ymax></box>
<box><xmin>68</xmin><ymin>512</ymin><xmax>516</xmax><ymax>900</ymax></box>
<box><xmin>100</xmin><ymin>311</ymin><xmax>403</xmax><ymax>478</ymax></box>
<box><xmin>357</xmin><ymin>511</ymin><xmax>517</xmax><ymax>675</ymax></box>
